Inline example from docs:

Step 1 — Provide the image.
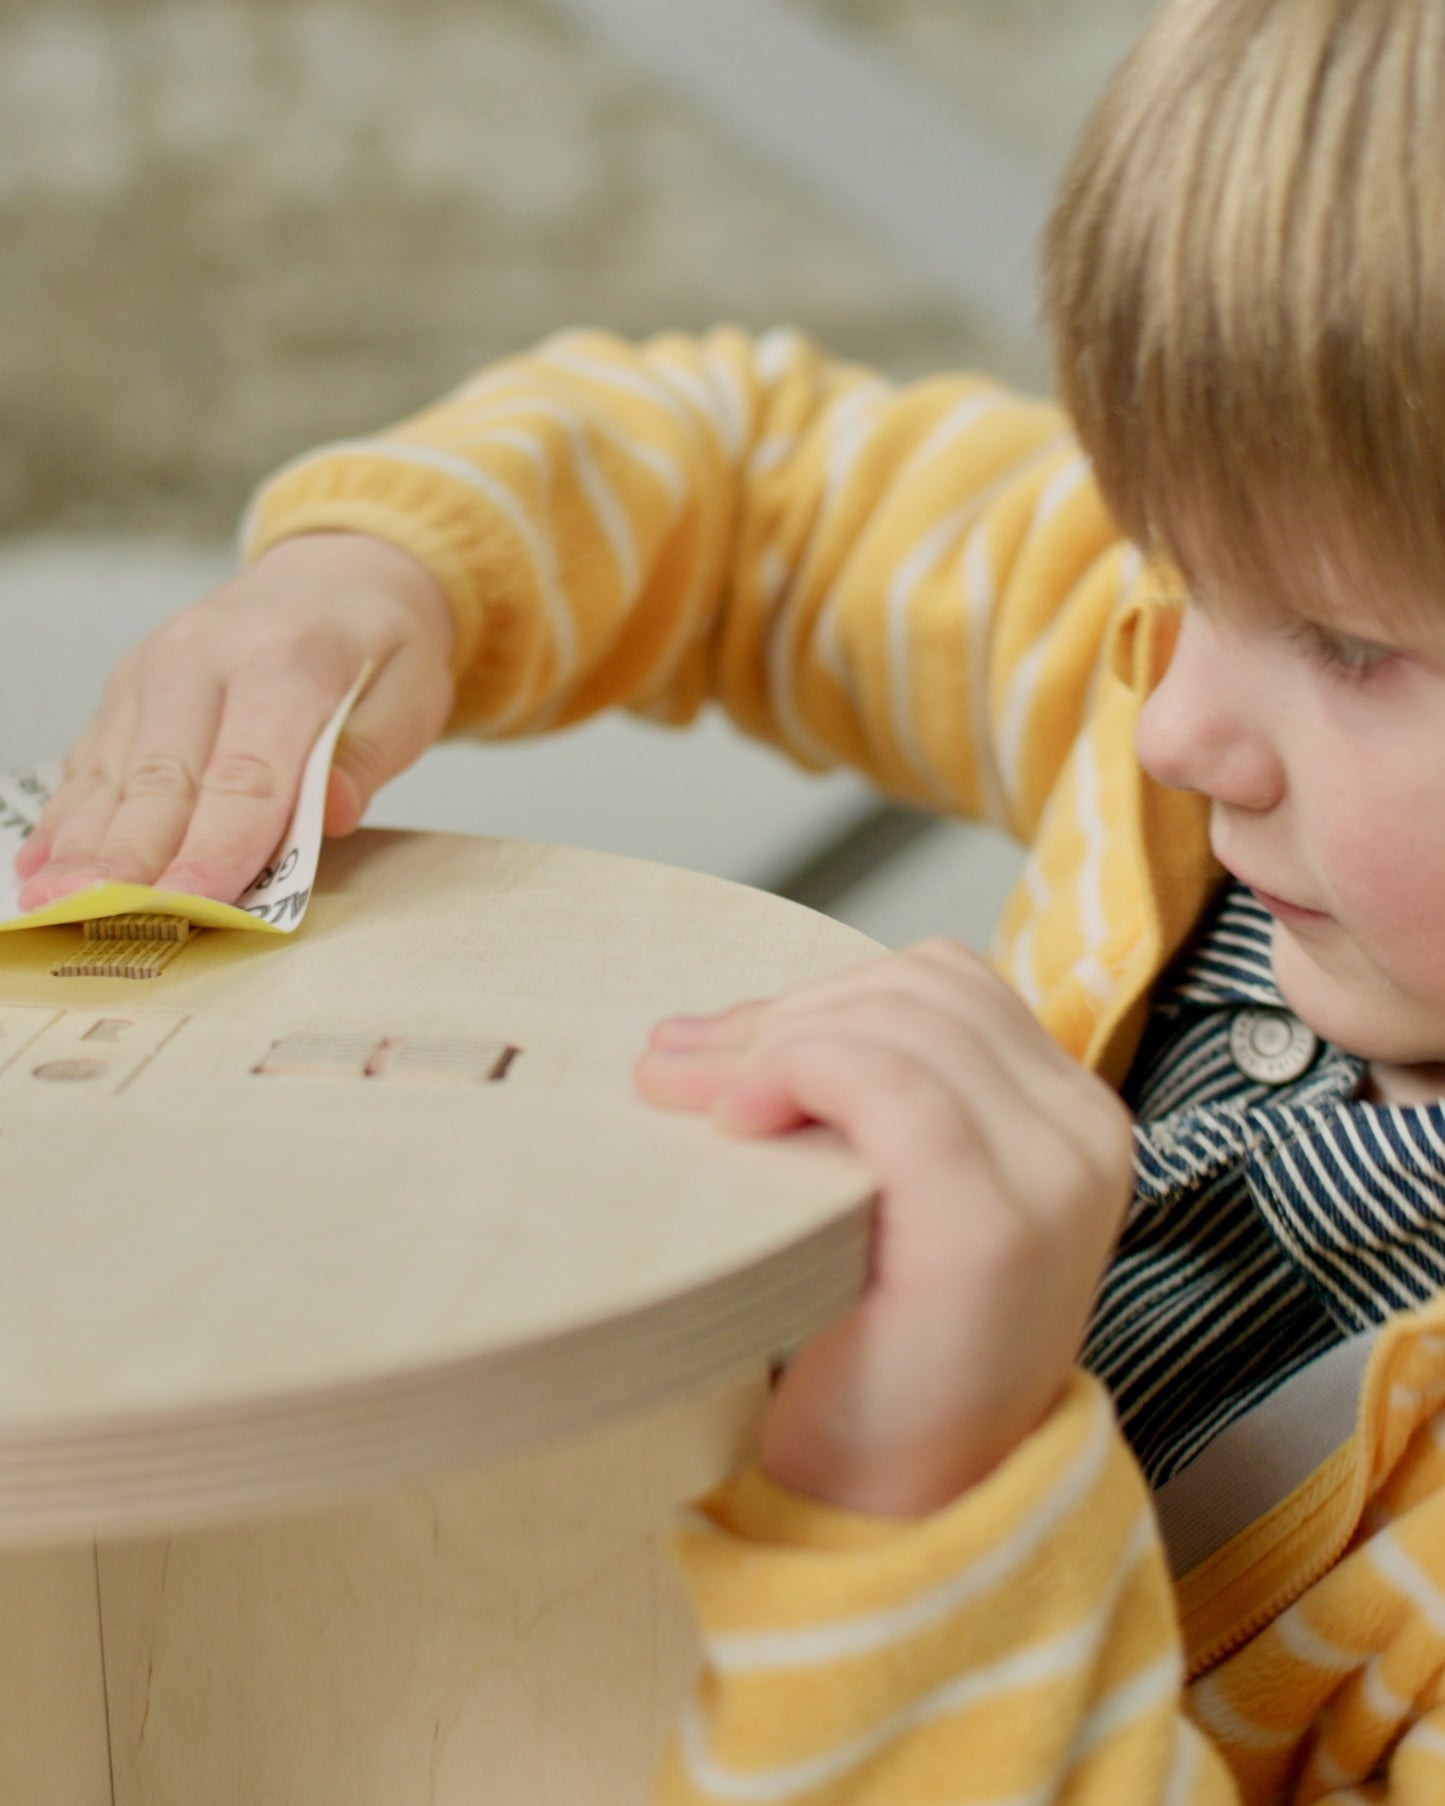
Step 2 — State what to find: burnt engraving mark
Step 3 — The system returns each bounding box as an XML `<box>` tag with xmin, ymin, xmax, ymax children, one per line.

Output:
<box><xmin>0</xmin><ymin>1009</ymin><xmax>191</xmax><ymax>1097</ymax></box>
<box><xmin>252</xmin><ymin>1031</ymin><xmax>378</xmax><ymax>1079</ymax></box>
<box><xmin>82</xmin><ymin>1018</ymin><xmax>133</xmax><ymax>1043</ymax></box>
<box><xmin>32</xmin><ymin>1059</ymin><xmax>108</xmax><ymax>1084</ymax></box>
<box><xmin>254</xmin><ymin>1032</ymin><xmax>522</xmax><ymax>1085</ymax></box>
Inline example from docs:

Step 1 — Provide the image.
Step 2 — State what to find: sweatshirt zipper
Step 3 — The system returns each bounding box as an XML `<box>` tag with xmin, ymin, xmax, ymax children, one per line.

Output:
<box><xmin>1184</xmin><ymin>1329</ymin><xmax>1407</xmax><ymax>1681</ymax></box>
<box><xmin>1186</xmin><ymin>1507</ymin><xmax>1359</xmax><ymax>1679</ymax></box>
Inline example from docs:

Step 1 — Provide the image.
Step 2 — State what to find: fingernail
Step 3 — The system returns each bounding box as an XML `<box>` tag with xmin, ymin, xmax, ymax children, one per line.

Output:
<box><xmin>651</xmin><ymin>1016</ymin><xmax>716</xmax><ymax>1048</ymax></box>
<box><xmin>157</xmin><ymin>865</ymin><xmax>216</xmax><ymax>898</ymax></box>
<box><xmin>38</xmin><ymin>855</ymin><xmax>107</xmax><ymax>875</ymax></box>
<box><xmin>14</xmin><ymin>837</ymin><xmax>50</xmax><ymax>877</ymax></box>
<box><xmin>38</xmin><ymin>862</ymin><xmax>112</xmax><ymax>899</ymax></box>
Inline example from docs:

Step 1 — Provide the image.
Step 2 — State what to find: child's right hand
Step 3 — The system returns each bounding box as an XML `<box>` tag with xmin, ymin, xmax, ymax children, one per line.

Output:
<box><xmin>636</xmin><ymin>940</ymin><xmax>1136</xmax><ymax>1517</ymax></box>
<box><xmin>14</xmin><ymin>532</ymin><xmax>456</xmax><ymax>911</ymax></box>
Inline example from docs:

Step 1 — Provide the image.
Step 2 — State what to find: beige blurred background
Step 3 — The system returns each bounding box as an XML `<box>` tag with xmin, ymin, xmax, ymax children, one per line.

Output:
<box><xmin>1</xmin><ymin>0</ymin><xmax>1155</xmax><ymax>943</ymax></box>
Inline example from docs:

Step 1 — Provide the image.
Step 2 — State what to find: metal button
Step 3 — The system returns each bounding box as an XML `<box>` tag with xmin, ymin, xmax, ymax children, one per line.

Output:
<box><xmin>1229</xmin><ymin>1007</ymin><xmax>1318</xmax><ymax>1084</ymax></box>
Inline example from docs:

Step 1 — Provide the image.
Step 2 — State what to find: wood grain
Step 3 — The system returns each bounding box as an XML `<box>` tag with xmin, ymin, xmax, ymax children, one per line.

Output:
<box><xmin>0</xmin><ymin>831</ymin><xmax>877</xmax><ymax>1541</ymax></box>
<box><xmin>0</xmin><ymin>1544</ymin><xmax>112</xmax><ymax>1804</ymax></box>
<box><xmin>97</xmin><ymin>1374</ymin><xmax>764</xmax><ymax>1806</ymax></box>
<box><xmin>0</xmin><ymin>831</ymin><xmax>881</xmax><ymax>1802</ymax></box>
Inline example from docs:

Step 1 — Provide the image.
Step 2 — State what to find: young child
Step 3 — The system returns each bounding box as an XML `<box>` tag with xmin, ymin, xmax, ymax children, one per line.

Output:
<box><xmin>18</xmin><ymin>0</ymin><xmax>1445</xmax><ymax>1797</ymax></box>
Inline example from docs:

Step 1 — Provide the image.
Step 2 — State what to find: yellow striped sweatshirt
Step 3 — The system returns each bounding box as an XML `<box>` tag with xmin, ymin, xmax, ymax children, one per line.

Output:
<box><xmin>245</xmin><ymin>328</ymin><xmax>1445</xmax><ymax>1804</ymax></box>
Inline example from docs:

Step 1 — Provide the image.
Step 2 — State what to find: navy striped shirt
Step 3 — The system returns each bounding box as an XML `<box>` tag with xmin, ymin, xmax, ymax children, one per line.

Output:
<box><xmin>1083</xmin><ymin>882</ymin><xmax>1445</xmax><ymax>1487</ymax></box>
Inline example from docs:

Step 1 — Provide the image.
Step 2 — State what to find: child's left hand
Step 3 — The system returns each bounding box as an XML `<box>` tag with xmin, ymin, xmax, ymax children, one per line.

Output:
<box><xmin>634</xmin><ymin>939</ymin><xmax>1135</xmax><ymax>1517</ymax></box>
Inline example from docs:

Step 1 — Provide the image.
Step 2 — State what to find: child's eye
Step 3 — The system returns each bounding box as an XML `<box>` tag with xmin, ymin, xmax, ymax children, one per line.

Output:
<box><xmin>1289</xmin><ymin>620</ymin><xmax>1394</xmax><ymax>678</ymax></box>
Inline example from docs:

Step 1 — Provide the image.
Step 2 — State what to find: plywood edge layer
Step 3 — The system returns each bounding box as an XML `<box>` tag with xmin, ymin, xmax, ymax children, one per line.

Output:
<box><xmin>0</xmin><ymin>1203</ymin><xmax>871</xmax><ymax>1545</ymax></box>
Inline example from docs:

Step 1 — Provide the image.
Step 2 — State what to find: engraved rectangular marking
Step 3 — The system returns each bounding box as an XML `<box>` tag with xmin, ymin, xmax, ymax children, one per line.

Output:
<box><xmin>366</xmin><ymin>1036</ymin><xmax>516</xmax><ymax>1085</ymax></box>
<box><xmin>252</xmin><ymin>1031</ymin><xmax>522</xmax><ymax>1084</ymax></box>
<box><xmin>253</xmin><ymin>1032</ymin><xmax>383</xmax><ymax>1079</ymax></box>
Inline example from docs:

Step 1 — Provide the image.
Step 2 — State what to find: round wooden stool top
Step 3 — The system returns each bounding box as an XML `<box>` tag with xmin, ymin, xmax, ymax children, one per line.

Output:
<box><xmin>0</xmin><ymin>830</ymin><xmax>878</xmax><ymax>1546</ymax></box>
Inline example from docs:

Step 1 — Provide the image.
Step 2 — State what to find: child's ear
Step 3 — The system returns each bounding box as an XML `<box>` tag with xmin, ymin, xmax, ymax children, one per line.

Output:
<box><xmin>1109</xmin><ymin>584</ymin><xmax>1183</xmax><ymax>693</ymax></box>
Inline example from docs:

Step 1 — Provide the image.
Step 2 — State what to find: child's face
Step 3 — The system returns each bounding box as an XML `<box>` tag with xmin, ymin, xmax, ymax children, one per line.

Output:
<box><xmin>1134</xmin><ymin>561</ymin><xmax>1445</xmax><ymax>1103</ymax></box>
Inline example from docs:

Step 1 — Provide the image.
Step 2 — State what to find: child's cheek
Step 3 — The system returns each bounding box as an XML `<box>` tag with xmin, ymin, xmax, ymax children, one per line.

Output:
<box><xmin>1322</xmin><ymin>801</ymin><xmax>1445</xmax><ymax>959</ymax></box>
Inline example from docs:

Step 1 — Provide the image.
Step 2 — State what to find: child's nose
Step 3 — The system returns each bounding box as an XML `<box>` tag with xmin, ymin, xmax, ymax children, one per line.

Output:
<box><xmin>1134</xmin><ymin>609</ymin><xmax>1283</xmax><ymax>812</ymax></box>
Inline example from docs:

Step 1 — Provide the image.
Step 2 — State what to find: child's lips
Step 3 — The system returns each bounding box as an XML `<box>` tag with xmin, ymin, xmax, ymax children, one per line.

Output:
<box><xmin>1249</xmin><ymin>883</ymin><xmax>1327</xmax><ymax>923</ymax></box>
<box><xmin>1216</xmin><ymin>852</ymin><xmax>1327</xmax><ymax>921</ymax></box>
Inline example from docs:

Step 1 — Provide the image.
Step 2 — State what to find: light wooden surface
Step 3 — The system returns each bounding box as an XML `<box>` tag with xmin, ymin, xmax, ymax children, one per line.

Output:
<box><xmin>0</xmin><ymin>1544</ymin><xmax>111</xmax><ymax>1805</ymax></box>
<box><xmin>0</xmin><ymin>828</ymin><xmax>877</xmax><ymax>1542</ymax></box>
<box><xmin>0</xmin><ymin>830</ymin><xmax>880</xmax><ymax>1804</ymax></box>
<box><xmin>3</xmin><ymin>1375</ymin><xmax>768</xmax><ymax>1806</ymax></box>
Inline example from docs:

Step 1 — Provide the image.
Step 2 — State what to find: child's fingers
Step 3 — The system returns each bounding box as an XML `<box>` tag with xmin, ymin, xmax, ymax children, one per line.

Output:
<box><xmin>637</xmin><ymin>945</ymin><xmax>1127</xmax><ymax>1212</ymax></box>
<box><xmin>321</xmin><ymin>642</ymin><xmax>456</xmax><ymax>838</ymax></box>
<box><xmin>713</xmin><ymin>1019</ymin><xmax>1130</xmax><ymax>1325</ymax></box>
<box><xmin>774</xmin><ymin>989</ymin><xmax>1131</xmax><ymax>1230</ymax></box>
<box><xmin>646</xmin><ymin>980</ymin><xmax>1031</xmax><ymax>1120</ymax></box>
<box><xmin>656</xmin><ymin>939</ymin><xmax>1060</xmax><ymax>1080</ymax></box>
<box><xmin>17</xmin><ymin>692</ymin><xmax>140</xmax><ymax>907</ymax></box>
<box><xmin>712</xmin><ymin>1030</ymin><xmax>990</xmax><ymax>1205</ymax></box>
<box><xmin>647</xmin><ymin>999</ymin><xmax>768</xmax><ymax>1051</ymax></box>
<box><xmin>12</xmin><ymin>721</ymin><xmax>100</xmax><ymax>880</ymax></box>
<box><xmin>640</xmin><ymin>992</ymin><xmax>988</xmax><ymax>1138</ymax></box>
<box><xmin>634</xmin><ymin>1041</ymin><xmax>748</xmax><ymax>1112</ymax></box>
<box><xmin>645</xmin><ymin>947</ymin><xmax>957</xmax><ymax>1053</ymax></box>
<box><xmin>711</xmin><ymin>997</ymin><xmax>1014</xmax><ymax>1141</ymax></box>
<box><xmin>22</xmin><ymin>645</ymin><xmax>136</xmax><ymax>814</ymax></box>
<box><xmin>70</xmin><ymin>662</ymin><xmax>227</xmax><ymax>890</ymax></box>
<box><xmin>638</xmin><ymin>993</ymin><xmax>923</xmax><ymax>1111</ymax></box>
<box><xmin>13</xmin><ymin>817</ymin><xmax>56</xmax><ymax>882</ymax></box>
<box><xmin>643</xmin><ymin>987</ymin><xmax>1128</xmax><ymax>1234</ymax></box>
<box><xmin>16</xmin><ymin>535</ymin><xmax>457</xmax><ymax>911</ymax></box>
<box><xmin>638</xmin><ymin>993</ymin><xmax>892</xmax><ymax>1115</ymax></box>
<box><xmin>644</xmin><ymin>943</ymin><xmax>997</xmax><ymax>1066</ymax></box>
<box><xmin>12</xmin><ymin>833</ymin><xmax>50</xmax><ymax>882</ymax></box>
<box><xmin>152</xmin><ymin>662</ymin><xmax>349</xmax><ymax>903</ymax></box>
<box><xmin>637</xmin><ymin>999</ymin><xmax>792</xmax><ymax>1112</ymax></box>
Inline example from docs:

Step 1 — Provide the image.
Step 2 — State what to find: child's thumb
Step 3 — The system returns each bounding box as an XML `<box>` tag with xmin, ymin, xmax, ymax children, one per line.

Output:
<box><xmin>323</xmin><ymin>649</ymin><xmax>454</xmax><ymax>837</ymax></box>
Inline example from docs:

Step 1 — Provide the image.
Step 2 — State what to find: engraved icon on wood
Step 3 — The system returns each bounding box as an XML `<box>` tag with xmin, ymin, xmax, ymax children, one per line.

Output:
<box><xmin>254</xmin><ymin>1032</ymin><xmax>521</xmax><ymax>1085</ymax></box>
<box><xmin>0</xmin><ymin>1008</ymin><xmax>190</xmax><ymax>1097</ymax></box>
<box><xmin>51</xmin><ymin>913</ymin><xmax>195</xmax><ymax>981</ymax></box>
<box><xmin>31</xmin><ymin>1059</ymin><xmax>108</xmax><ymax>1084</ymax></box>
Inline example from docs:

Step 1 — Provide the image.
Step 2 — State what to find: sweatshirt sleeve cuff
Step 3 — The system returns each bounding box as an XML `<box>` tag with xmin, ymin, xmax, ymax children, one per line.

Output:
<box><xmin>667</xmin><ymin>1373</ymin><xmax>1152</xmax><ymax>1663</ymax></box>
<box><xmin>681</xmin><ymin>1369</ymin><xmax>1133</xmax><ymax>1558</ymax></box>
<box><xmin>238</xmin><ymin>445</ymin><xmax>527</xmax><ymax>696</ymax></box>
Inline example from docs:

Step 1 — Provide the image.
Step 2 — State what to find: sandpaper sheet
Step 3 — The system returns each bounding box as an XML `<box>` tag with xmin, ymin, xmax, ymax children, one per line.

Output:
<box><xmin>0</xmin><ymin>666</ymin><xmax>371</xmax><ymax>936</ymax></box>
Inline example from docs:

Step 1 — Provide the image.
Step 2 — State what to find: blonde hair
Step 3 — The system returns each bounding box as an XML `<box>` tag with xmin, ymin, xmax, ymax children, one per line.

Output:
<box><xmin>1044</xmin><ymin>0</ymin><xmax>1445</xmax><ymax>614</ymax></box>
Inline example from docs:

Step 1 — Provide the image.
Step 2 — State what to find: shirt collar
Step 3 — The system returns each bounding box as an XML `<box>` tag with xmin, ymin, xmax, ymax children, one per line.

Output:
<box><xmin>1136</xmin><ymin>879</ymin><xmax>1445</xmax><ymax>1329</ymax></box>
<box><xmin>1160</xmin><ymin>880</ymin><xmax>1287</xmax><ymax>1009</ymax></box>
<box><xmin>1245</xmin><ymin>1098</ymin><xmax>1445</xmax><ymax>1329</ymax></box>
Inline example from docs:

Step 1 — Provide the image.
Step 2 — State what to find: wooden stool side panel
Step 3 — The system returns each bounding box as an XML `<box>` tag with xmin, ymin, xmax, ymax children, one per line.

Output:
<box><xmin>99</xmin><ymin>1373</ymin><xmax>766</xmax><ymax>1806</ymax></box>
<box><xmin>0</xmin><ymin>1544</ymin><xmax>113</xmax><ymax>1805</ymax></box>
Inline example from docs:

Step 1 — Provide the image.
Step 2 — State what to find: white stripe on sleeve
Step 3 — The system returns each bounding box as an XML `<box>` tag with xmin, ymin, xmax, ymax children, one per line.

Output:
<box><xmin>700</xmin><ymin>1397</ymin><xmax>1117</xmax><ymax>1674</ymax></box>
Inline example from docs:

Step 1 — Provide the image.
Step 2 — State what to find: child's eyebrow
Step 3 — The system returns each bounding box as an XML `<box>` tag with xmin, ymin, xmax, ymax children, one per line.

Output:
<box><xmin>1181</xmin><ymin>566</ymin><xmax>1437</xmax><ymax>648</ymax></box>
<box><xmin>1277</xmin><ymin>592</ymin><xmax>1440</xmax><ymax>649</ymax></box>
